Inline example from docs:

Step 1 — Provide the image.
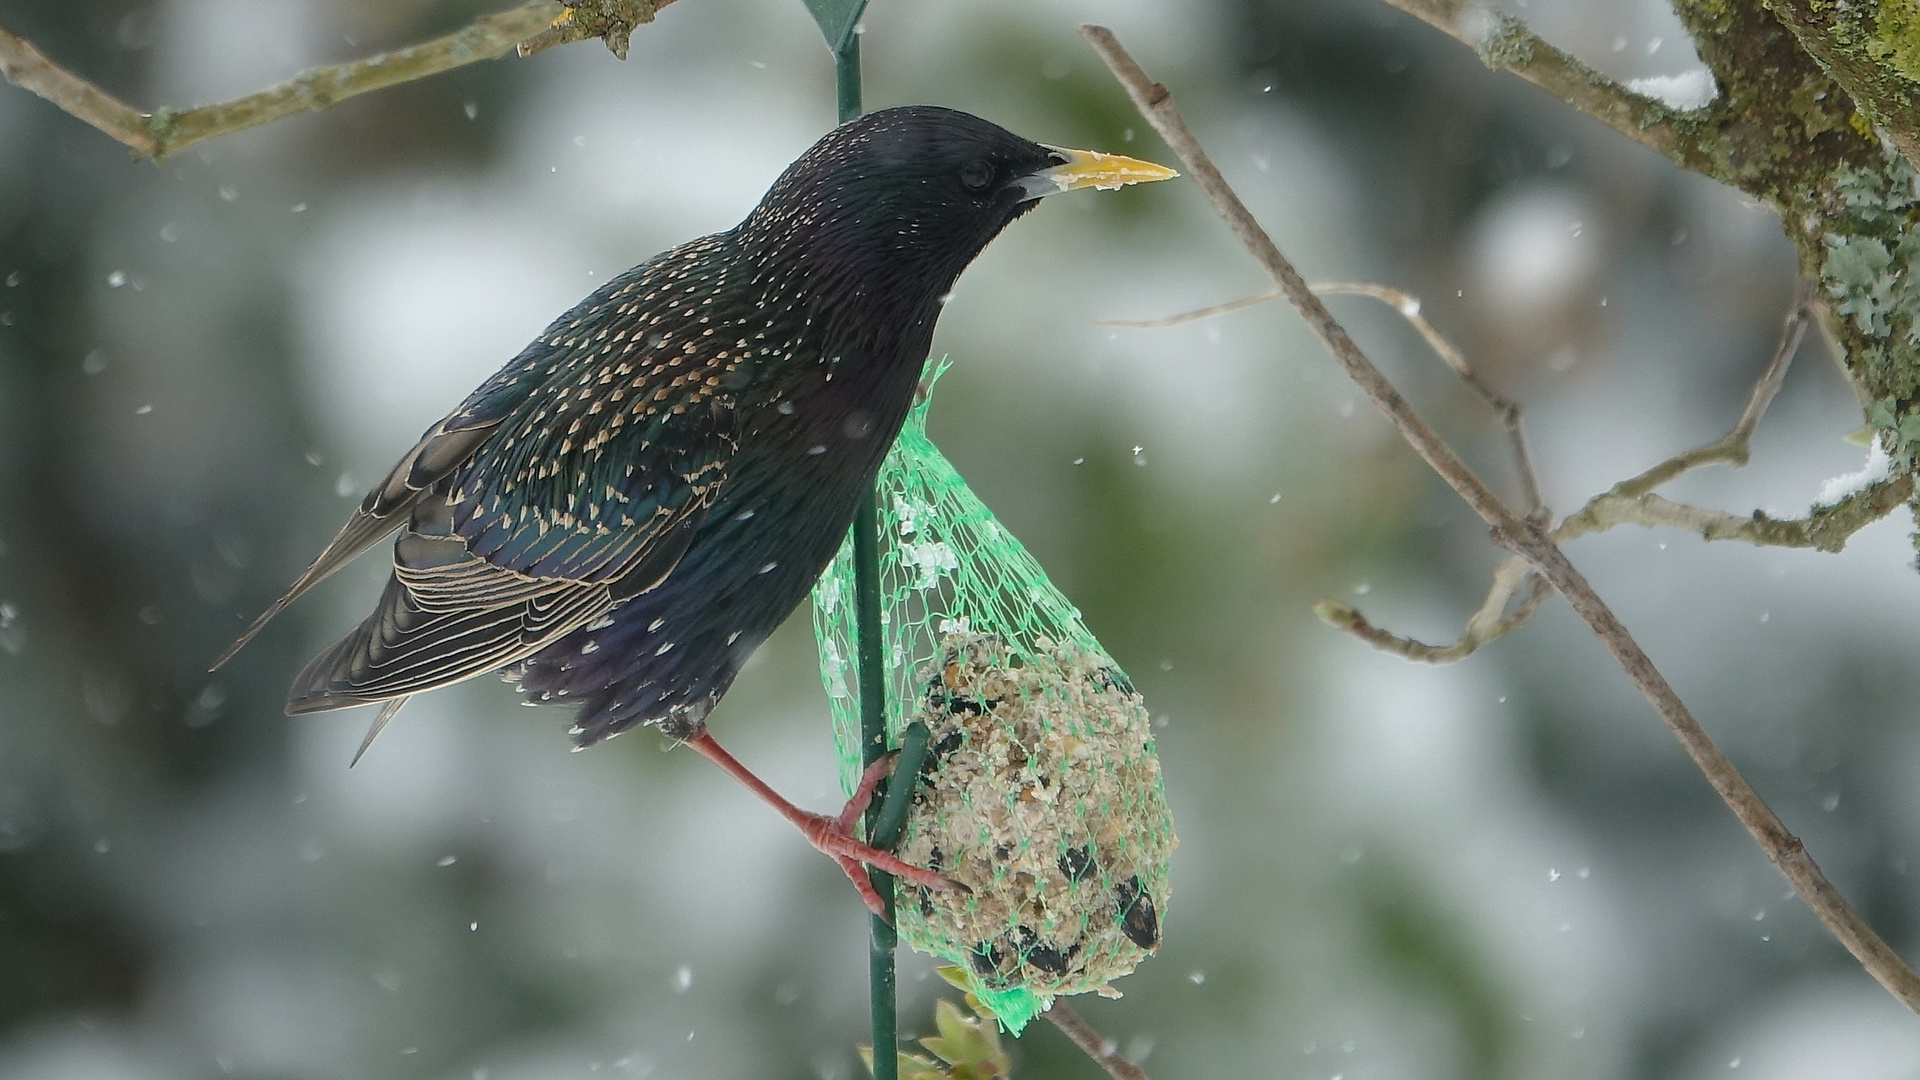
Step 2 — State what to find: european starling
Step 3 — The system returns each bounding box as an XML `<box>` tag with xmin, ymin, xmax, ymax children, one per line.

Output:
<box><xmin>214</xmin><ymin>105</ymin><xmax>1174</xmax><ymax>908</ymax></box>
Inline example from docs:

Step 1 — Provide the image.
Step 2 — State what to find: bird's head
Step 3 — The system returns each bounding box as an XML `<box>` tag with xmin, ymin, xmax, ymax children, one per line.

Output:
<box><xmin>738</xmin><ymin>105</ymin><xmax>1175</xmax><ymax>328</ymax></box>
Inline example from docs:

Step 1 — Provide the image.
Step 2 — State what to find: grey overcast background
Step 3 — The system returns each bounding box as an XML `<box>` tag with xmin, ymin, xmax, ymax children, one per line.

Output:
<box><xmin>3</xmin><ymin>1</ymin><xmax>1920</xmax><ymax>1078</ymax></box>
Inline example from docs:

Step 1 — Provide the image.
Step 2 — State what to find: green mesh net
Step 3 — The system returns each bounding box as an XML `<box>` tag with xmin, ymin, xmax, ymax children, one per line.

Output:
<box><xmin>811</xmin><ymin>364</ymin><xmax>1176</xmax><ymax>1034</ymax></box>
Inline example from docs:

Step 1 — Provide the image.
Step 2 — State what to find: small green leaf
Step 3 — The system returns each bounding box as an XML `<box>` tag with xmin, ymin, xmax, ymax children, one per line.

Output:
<box><xmin>920</xmin><ymin>1000</ymin><xmax>993</xmax><ymax>1066</ymax></box>
<box><xmin>859</xmin><ymin>1044</ymin><xmax>946</xmax><ymax>1080</ymax></box>
<box><xmin>799</xmin><ymin>0</ymin><xmax>867</xmax><ymax>52</ymax></box>
<box><xmin>930</xmin><ymin>964</ymin><xmax>996</xmax><ymax>1022</ymax></box>
<box><xmin>933</xmin><ymin>965</ymin><xmax>971</xmax><ymax>992</ymax></box>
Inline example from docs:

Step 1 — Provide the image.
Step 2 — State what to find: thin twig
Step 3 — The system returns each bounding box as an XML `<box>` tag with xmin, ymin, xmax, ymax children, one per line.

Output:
<box><xmin>1107</xmin><ymin>280</ymin><xmax>1545</xmax><ymax>515</ymax></box>
<box><xmin>1080</xmin><ymin>23</ymin><xmax>1920</xmax><ymax>1017</ymax></box>
<box><xmin>0</xmin><ymin>24</ymin><xmax>150</xmax><ymax>149</ymax></box>
<box><xmin>1601</xmin><ymin>282</ymin><xmax>1813</xmax><ymax>500</ymax></box>
<box><xmin>1099</xmin><ymin>287</ymin><xmax>1282</xmax><ymax>328</ymax></box>
<box><xmin>1046</xmin><ymin>1004</ymin><xmax>1150</xmax><ymax>1080</ymax></box>
<box><xmin>0</xmin><ymin>1</ymin><xmax>675</xmax><ymax>160</ymax></box>
<box><xmin>1114</xmin><ymin>279</ymin><xmax>1556</xmax><ymax>659</ymax></box>
<box><xmin>1318</xmin><ymin>281</ymin><xmax>1546</xmax><ymax>517</ymax></box>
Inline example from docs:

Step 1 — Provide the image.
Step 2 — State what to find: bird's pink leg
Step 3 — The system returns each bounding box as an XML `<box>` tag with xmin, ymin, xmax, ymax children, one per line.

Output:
<box><xmin>680</xmin><ymin>728</ymin><xmax>951</xmax><ymax>915</ymax></box>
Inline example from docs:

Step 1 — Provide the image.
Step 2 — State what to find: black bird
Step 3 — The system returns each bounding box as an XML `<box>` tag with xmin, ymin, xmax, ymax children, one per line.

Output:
<box><xmin>214</xmin><ymin>106</ymin><xmax>1174</xmax><ymax>909</ymax></box>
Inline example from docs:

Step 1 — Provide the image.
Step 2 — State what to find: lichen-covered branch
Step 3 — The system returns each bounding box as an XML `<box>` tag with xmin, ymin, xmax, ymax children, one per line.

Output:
<box><xmin>1561</xmin><ymin>476</ymin><xmax>1912</xmax><ymax>551</ymax></box>
<box><xmin>1759</xmin><ymin>0</ymin><xmax>1920</xmax><ymax>178</ymax></box>
<box><xmin>0</xmin><ymin>1</ymin><xmax>673</xmax><ymax>160</ymax></box>
<box><xmin>1082</xmin><ymin>22</ymin><xmax>1920</xmax><ymax>1017</ymax></box>
<box><xmin>1368</xmin><ymin>0</ymin><xmax>1698</xmax><ymax>172</ymax></box>
<box><xmin>1376</xmin><ymin>0</ymin><xmax>1884</xmax><ymax>208</ymax></box>
<box><xmin>1363</xmin><ymin>1</ymin><xmax>1920</xmax><ymax>559</ymax></box>
<box><xmin>517</xmin><ymin>0</ymin><xmax>660</xmax><ymax>60</ymax></box>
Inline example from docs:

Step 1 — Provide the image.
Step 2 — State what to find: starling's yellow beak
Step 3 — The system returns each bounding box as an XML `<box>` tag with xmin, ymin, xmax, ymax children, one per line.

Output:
<box><xmin>1014</xmin><ymin>146</ymin><xmax>1179</xmax><ymax>200</ymax></box>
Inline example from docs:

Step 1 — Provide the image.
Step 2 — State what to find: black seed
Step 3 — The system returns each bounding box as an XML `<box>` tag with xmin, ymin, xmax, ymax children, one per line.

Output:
<box><xmin>1057</xmin><ymin>844</ymin><xmax>1095</xmax><ymax>882</ymax></box>
<box><xmin>918</xmin><ymin>886</ymin><xmax>934</xmax><ymax>918</ymax></box>
<box><xmin>930</xmin><ymin>729</ymin><xmax>963</xmax><ymax>761</ymax></box>
<box><xmin>1114</xmin><ymin>876</ymin><xmax>1160</xmax><ymax>949</ymax></box>
<box><xmin>969</xmin><ymin>942</ymin><xmax>1002</xmax><ymax>975</ymax></box>
<box><xmin>946</xmin><ymin>694</ymin><xmax>984</xmax><ymax>716</ymax></box>
<box><xmin>1025</xmin><ymin>942</ymin><xmax>1069</xmax><ymax>974</ymax></box>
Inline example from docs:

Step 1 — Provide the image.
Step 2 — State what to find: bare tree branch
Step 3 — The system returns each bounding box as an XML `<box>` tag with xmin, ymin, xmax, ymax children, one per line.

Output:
<box><xmin>0</xmin><ymin>1</ymin><xmax>674</xmax><ymax>160</ymax></box>
<box><xmin>1314</xmin><ymin>284</ymin><xmax>1810</xmax><ymax>660</ymax></box>
<box><xmin>1080</xmin><ymin>22</ymin><xmax>1920</xmax><ymax>1018</ymax></box>
<box><xmin>1046</xmin><ymin>1004</ymin><xmax>1150</xmax><ymax>1080</ymax></box>
<box><xmin>1298</xmin><ymin>279</ymin><xmax>1893</xmax><ymax>662</ymax></box>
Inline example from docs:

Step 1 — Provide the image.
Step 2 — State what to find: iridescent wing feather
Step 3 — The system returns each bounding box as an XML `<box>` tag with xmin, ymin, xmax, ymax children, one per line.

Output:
<box><xmin>276</xmin><ymin>257</ymin><xmax>742</xmax><ymax>713</ymax></box>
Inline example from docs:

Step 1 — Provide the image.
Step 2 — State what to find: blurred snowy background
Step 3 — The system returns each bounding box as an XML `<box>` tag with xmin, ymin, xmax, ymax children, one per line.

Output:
<box><xmin>3</xmin><ymin>0</ymin><xmax>1920</xmax><ymax>1077</ymax></box>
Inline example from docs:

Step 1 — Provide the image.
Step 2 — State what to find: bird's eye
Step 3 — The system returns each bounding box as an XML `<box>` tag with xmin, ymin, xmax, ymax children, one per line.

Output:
<box><xmin>959</xmin><ymin>160</ymin><xmax>995</xmax><ymax>192</ymax></box>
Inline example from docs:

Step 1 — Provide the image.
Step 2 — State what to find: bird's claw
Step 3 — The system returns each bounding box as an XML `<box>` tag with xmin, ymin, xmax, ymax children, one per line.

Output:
<box><xmin>836</xmin><ymin>747</ymin><xmax>900</xmax><ymax>834</ymax></box>
<box><xmin>797</xmin><ymin>811</ymin><xmax>955</xmax><ymax>895</ymax></box>
<box><xmin>673</xmin><ymin>727</ymin><xmax>958</xmax><ymax>919</ymax></box>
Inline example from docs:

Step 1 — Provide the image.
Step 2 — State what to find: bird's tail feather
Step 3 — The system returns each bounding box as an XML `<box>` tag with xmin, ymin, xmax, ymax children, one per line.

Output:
<box><xmin>350</xmin><ymin>696</ymin><xmax>410</xmax><ymax>766</ymax></box>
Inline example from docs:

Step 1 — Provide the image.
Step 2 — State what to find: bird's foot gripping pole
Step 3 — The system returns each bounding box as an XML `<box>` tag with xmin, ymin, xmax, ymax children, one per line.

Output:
<box><xmin>679</xmin><ymin>727</ymin><xmax>952</xmax><ymax>917</ymax></box>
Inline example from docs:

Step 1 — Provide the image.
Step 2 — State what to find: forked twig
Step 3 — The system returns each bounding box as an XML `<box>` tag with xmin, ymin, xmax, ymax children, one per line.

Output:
<box><xmin>1108</xmin><ymin>280</ymin><xmax>1544</xmax><ymax>515</ymax></box>
<box><xmin>1316</xmin><ymin>569</ymin><xmax>1549</xmax><ymax>665</ymax></box>
<box><xmin>1080</xmin><ymin>22</ymin><xmax>1920</xmax><ymax>1016</ymax></box>
<box><xmin>1117</xmin><ymin>278</ymin><xmax>1556</xmax><ymax>661</ymax></box>
<box><xmin>1126</xmin><ymin>276</ymin><xmax>1900</xmax><ymax>663</ymax></box>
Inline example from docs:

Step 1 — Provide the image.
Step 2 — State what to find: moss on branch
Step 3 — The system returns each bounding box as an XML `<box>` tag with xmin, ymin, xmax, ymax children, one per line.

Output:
<box><xmin>1759</xmin><ymin>0</ymin><xmax>1920</xmax><ymax>177</ymax></box>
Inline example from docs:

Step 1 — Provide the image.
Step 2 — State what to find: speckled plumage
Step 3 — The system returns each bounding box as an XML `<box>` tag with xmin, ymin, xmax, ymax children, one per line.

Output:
<box><xmin>218</xmin><ymin>106</ymin><xmax>1073</xmax><ymax>747</ymax></box>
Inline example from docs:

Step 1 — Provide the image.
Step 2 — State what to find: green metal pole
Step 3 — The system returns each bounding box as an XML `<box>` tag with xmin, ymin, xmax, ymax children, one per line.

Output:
<box><xmin>833</xmin><ymin>27</ymin><xmax>897</xmax><ymax>1080</ymax></box>
<box><xmin>853</xmin><ymin>489</ymin><xmax>896</xmax><ymax>1080</ymax></box>
<box><xmin>836</xmin><ymin>32</ymin><xmax>862</xmax><ymax>125</ymax></box>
